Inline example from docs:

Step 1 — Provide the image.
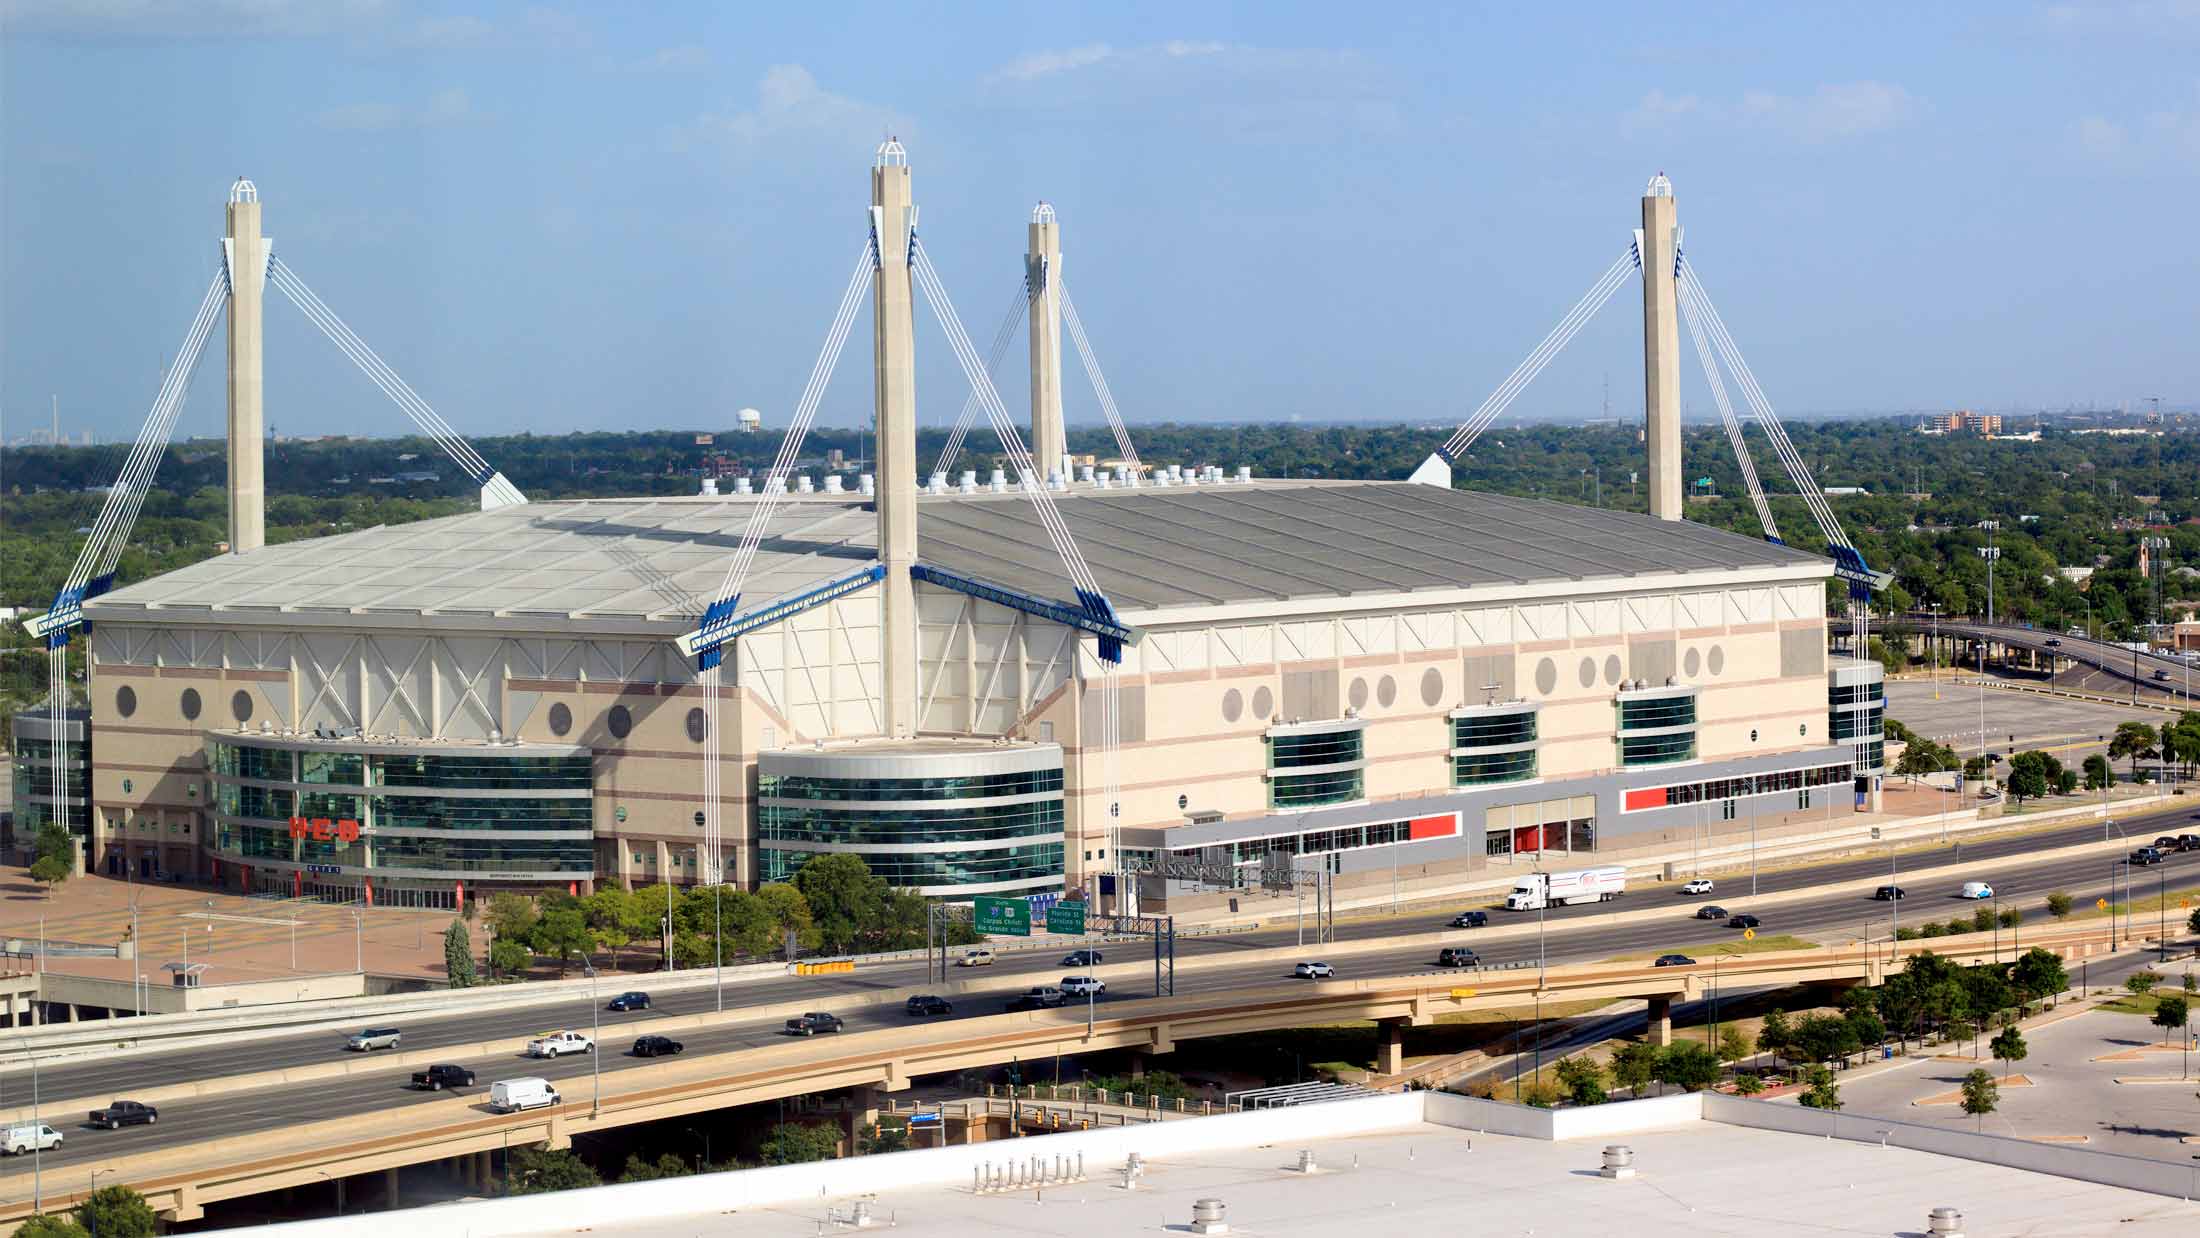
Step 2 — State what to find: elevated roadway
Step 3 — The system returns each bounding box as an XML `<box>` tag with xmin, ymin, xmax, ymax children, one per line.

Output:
<box><xmin>1875</xmin><ymin>614</ymin><xmax>2197</xmax><ymax>707</ymax></box>
<box><xmin>0</xmin><ymin>800</ymin><xmax>2193</xmax><ymax>1225</ymax></box>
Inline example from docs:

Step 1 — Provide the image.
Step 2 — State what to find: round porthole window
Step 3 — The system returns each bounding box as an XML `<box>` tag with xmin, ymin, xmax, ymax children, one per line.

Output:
<box><xmin>1750</xmin><ymin>729</ymin><xmax>1759</xmax><ymax>743</ymax></box>
<box><xmin>1222</xmin><ymin>689</ymin><xmax>1244</xmax><ymax>723</ymax></box>
<box><xmin>122</xmin><ymin>778</ymin><xmax>134</xmax><ymax>794</ymax></box>
<box><xmin>1251</xmin><ymin>686</ymin><xmax>1274</xmax><ymax>720</ymax></box>
<box><xmin>231</xmin><ymin>690</ymin><xmax>254</xmax><ymax>723</ymax></box>
<box><xmin>547</xmin><ymin>702</ymin><xmax>573</xmax><ymax>737</ymax></box>
<box><xmin>1377</xmin><ymin>675</ymin><xmax>1397</xmax><ymax>708</ymax></box>
<box><xmin>686</xmin><ymin>707</ymin><xmax>707</xmax><ymax>743</ymax></box>
<box><xmin>608</xmin><ymin>704</ymin><xmax>633</xmax><ymax>739</ymax></box>
<box><xmin>1177</xmin><ymin>794</ymin><xmax>1189</xmax><ymax>810</ymax></box>
<box><xmin>615</xmin><ymin>805</ymin><xmax>628</xmax><ymax>823</ymax></box>
<box><xmin>693</xmin><ymin>811</ymin><xmax>706</xmax><ymax>827</ymax></box>
<box><xmin>180</xmin><ymin>688</ymin><xmax>202</xmax><ymax>721</ymax></box>
<box><xmin>116</xmin><ymin>686</ymin><xmax>137</xmax><ymax>718</ymax></box>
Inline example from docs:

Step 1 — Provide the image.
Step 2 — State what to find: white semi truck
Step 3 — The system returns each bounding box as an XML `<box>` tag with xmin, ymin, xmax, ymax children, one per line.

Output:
<box><xmin>1504</xmin><ymin>866</ymin><xmax>1626</xmax><ymax>911</ymax></box>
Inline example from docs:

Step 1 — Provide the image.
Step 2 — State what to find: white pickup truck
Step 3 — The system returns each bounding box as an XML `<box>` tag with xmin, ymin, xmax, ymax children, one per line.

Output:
<box><xmin>526</xmin><ymin>1030</ymin><xmax>596</xmax><ymax>1058</ymax></box>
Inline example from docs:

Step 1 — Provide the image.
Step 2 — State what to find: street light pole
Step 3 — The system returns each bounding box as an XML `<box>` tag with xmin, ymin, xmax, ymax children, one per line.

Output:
<box><xmin>582</xmin><ymin>959</ymin><xmax>602</xmax><ymax>1117</ymax></box>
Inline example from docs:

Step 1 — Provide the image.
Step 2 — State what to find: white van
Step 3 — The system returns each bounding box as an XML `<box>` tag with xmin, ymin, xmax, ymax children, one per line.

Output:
<box><xmin>489</xmin><ymin>1078</ymin><xmax>562</xmax><ymax>1113</ymax></box>
<box><xmin>2</xmin><ymin>1123</ymin><xmax>61</xmax><ymax>1155</ymax></box>
<box><xmin>1960</xmin><ymin>881</ymin><xmax>1994</xmax><ymax>900</ymax></box>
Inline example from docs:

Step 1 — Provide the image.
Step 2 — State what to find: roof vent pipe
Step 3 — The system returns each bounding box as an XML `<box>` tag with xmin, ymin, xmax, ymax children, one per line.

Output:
<box><xmin>989</xmin><ymin>469</ymin><xmax>1008</xmax><ymax>493</ymax></box>
<box><xmin>765</xmin><ymin>476</ymin><xmax>786</xmax><ymax>495</ymax></box>
<box><xmin>1080</xmin><ymin>465</ymin><xmax>1097</xmax><ymax>484</ymax></box>
<box><xmin>1598</xmin><ymin>1145</ymin><xmax>1636</xmax><ymax>1179</ymax></box>
<box><xmin>1238</xmin><ymin>466</ymin><xmax>1252</xmax><ymax>482</ymax></box>
<box><xmin>1926</xmin><ymin>1207</ymin><xmax>1965</xmax><ymax>1237</ymax></box>
<box><xmin>928</xmin><ymin>471</ymin><xmax>948</xmax><ymax>490</ymax></box>
<box><xmin>1189</xmin><ymin>1198</ymin><xmax>1230</xmax><ymax>1234</ymax></box>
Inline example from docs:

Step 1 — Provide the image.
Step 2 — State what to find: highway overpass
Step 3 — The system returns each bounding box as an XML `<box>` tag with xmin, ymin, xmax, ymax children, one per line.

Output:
<box><xmin>1875</xmin><ymin>614</ymin><xmax>2197</xmax><ymax>708</ymax></box>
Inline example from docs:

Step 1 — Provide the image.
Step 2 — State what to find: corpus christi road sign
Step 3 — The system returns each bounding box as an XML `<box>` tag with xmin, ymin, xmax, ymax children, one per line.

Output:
<box><xmin>974</xmin><ymin>896</ymin><xmax>1031</xmax><ymax>937</ymax></box>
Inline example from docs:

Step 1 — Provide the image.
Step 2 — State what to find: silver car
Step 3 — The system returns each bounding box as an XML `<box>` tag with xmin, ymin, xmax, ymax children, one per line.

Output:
<box><xmin>346</xmin><ymin>1027</ymin><xmax>402</xmax><ymax>1052</ymax></box>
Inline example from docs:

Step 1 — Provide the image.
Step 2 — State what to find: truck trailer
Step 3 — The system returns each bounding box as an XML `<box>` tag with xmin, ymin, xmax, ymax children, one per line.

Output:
<box><xmin>1504</xmin><ymin>866</ymin><xmax>1626</xmax><ymax>911</ymax></box>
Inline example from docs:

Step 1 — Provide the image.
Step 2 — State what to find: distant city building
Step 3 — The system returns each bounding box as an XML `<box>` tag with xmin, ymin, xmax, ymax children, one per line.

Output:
<box><xmin>694</xmin><ymin>433</ymin><xmax>715</xmax><ymax>446</ymax></box>
<box><xmin>1821</xmin><ymin>486</ymin><xmax>1869</xmax><ymax>497</ymax></box>
<box><xmin>1923</xmin><ymin>410</ymin><xmax>2002</xmax><ymax>435</ymax></box>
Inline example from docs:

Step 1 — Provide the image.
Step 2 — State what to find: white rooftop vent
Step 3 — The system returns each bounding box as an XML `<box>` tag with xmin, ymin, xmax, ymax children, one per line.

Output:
<box><xmin>859</xmin><ymin>473</ymin><xmax>876</xmax><ymax>496</ymax></box>
<box><xmin>824</xmin><ymin>475</ymin><xmax>844</xmax><ymax>494</ymax></box>
<box><xmin>1237</xmin><ymin>465</ymin><xmax>1252</xmax><ymax>482</ymax></box>
<box><xmin>733</xmin><ymin>477</ymin><xmax>753</xmax><ymax>495</ymax></box>
<box><xmin>796</xmin><ymin>475</ymin><xmax>815</xmax><ymax>494</ymax></box>
<box><xmin>989</xmin><ymin>468</ymin><xmax>1008</xmax><ymax>493</ymax></box>
<box><xmin>700</xmin><ymin>477</ymin><xmax>719</xmax><ymax>496</ymax></box>
<box><xmin>1189</xmin><ymin>1198</ymin><xmax>1229</xmax><ymax>1235</ymax></box>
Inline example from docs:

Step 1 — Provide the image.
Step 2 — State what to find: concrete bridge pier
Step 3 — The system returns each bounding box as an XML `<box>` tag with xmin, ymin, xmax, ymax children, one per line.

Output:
<box><xmin>1377</xmin><ymin>1018</ymin><xmax>1409</xmax><ymax>1076</ymax></box>
<box><xmin>1646</xmin><ymin>995</ymin><xmax>1675</xmax><ymax>1047</ymax></box>
<box><xmin>844</xmin><ymin>1085</ymin><xmax>882</xmax><ymax>1148</ymax></box>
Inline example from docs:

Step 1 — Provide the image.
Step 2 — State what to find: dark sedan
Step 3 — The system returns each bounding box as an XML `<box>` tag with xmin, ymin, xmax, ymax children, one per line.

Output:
<box><xmin>631</xmin><ymin>1035</ymin><xmax>683</xmax><ymax>1058</ymax></box>
<box><xmin>607</xmin><ymin>991</ymin><xmax>652</xmax><ymax>1012</ymax></box>
<box><xmin>1695</xmin><ymin>905</ymin><xmax>1728</xmax><ymax>920</ymax></box>
<box><xmin>1727</xmin><ymin>914</ymin><xmax>1762</xmax><ymax>930</ymax></box>
<box><xmin>905</xmin><ymin>994</ymin><xmax>953</xmax><ymax>1017</ymax></box>
<box><xmin>1654</xmin><ymin>954</ymin><xmax>1696</xmax><ymax>967</ymax></box>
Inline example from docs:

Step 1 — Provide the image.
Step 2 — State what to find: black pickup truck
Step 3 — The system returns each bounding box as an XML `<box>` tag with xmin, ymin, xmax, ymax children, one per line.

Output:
<box><xmin>410</xmin><ymin>1064</ymin><xmax>477</xmax><ymax>1091</ymax></box>
<box><xmin>90</xmin><ymin>1100</ymin><xmax>158</xmax><ymax>1130</ymax></box>
<box><xmin>784</xmin><ymin>1012</ymin><xmax>845</xmax><ymax>1036</ymax></box>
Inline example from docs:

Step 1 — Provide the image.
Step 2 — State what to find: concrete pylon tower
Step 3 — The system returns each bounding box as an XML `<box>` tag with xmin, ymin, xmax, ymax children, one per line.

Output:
<box><xmin>1025</xmin><ymin>202</ymin><xmax>1066</xmax><ymax>480</ymax></box>
<box><xmin>224</xmin><ymin>177</ymin><xmax>270</xmax><ymax>553</ymax></box>
<box><xmin>871</xmin><ymin>140</ymin><xmax>921</xmax><ymax>737</ymax></box>
<box><xmin>1639</xmin><ymin>173</ymin><xmax>1682</xmax><ymax>521</ymax></box>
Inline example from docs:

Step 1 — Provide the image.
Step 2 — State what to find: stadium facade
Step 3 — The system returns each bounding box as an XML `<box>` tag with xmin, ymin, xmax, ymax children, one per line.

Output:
<box><xmin>49</xmin><ymin>147</ymin><xmax>1882</xmax><ymax>912</ymax></box>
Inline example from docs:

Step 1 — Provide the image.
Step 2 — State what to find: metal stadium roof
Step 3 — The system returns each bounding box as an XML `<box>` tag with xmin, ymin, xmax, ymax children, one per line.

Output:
<box><xmin>85</xmin><ymin>481</ymin><xmax>1826</xmax><ymax>633</ymax></box>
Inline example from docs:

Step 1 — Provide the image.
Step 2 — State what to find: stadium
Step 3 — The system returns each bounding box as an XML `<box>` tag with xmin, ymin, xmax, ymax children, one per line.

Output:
<box><xmin>29</xmin><ymin>150</ymin><xmax>1884</xmax><ymax>916</ymax></box>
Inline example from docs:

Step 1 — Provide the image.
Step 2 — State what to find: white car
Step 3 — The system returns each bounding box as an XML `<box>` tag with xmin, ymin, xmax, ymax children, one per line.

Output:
<box><xmin>1060</xmin><ymin>975</ymin><xmax>1107</xmax><ymax>998</ymax></box>
<box><xmin>1959</xmin><ymin>882</ymin><xmax>1994</xmax><ymax>900</ymax></box>
<box><xmin>955</xmin><ymin>949</ymin><xmax>996</xmax><ymax>968</ymax></box>
<box><xmin>1680</xmin><ymin>878</ymin><xmax>1715</xmax><ymax>896</ymax></box>
<box><xmin>1293</xmin><ymin>961</ymin><xmax>1335</xmax><ymax>979</ymax></box>
<box><xmin>526</xmin><ymin>1030</ymin><xmax>596</xmax><ymax>1058</ymax></box>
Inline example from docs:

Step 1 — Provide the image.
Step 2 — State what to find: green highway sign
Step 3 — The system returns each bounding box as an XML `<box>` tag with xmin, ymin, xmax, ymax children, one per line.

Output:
<box><xmin>1046</xmin><ymin>902</ymin><xmax>1088</xmax><ymax>935</ymax></box>
<box><xmin>974</xmin><ymin>895</ymin><xmax>1031</xmax><ymax>937</ymax></box>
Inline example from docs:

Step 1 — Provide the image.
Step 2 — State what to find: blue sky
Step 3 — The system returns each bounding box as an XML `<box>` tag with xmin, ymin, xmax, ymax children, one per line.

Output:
<box><xmin>4</xmin><ymin>1</ymin><xmax>2198</xmax><ymax>443</ymax></box>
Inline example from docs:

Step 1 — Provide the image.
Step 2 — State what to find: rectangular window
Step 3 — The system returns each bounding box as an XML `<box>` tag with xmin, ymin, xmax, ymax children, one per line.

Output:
<box><xmin>1617</xmin><ymin>689</ymin><xmax>1697</xmax><ymax>768</ymax></box>
<box><xmin>1266</xmin><ymin>724</ymin><xmax>1365</xmax><ymax>809</ymax></box>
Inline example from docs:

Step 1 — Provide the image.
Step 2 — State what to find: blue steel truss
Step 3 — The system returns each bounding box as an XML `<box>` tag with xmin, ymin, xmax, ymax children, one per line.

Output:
<box><xmin>910</xmin><ymin>563</ymin><xmax>1140</xmax><ymax>663</ymax></box>
<box><xmin>681</xmin><ymin>564</ymin><xmax>888</xmax><ymax>670</ymax></box>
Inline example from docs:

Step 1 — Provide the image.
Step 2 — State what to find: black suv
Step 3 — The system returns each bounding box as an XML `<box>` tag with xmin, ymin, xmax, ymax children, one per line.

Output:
<box><xmin>905</xmin><ymin>995</ymin><xmax>953</xmax><ymax>1017</ymax></box>
<box><xmin>411</xmin><ymin>1064</ymin><xmax>476</xmax><ymax>1091</ymax></box>
<box><xmin>2129</xmin><ymin>847</ymin><xmax>2165</xmax><ymax>866</ymax></box>
<box><xmin>2178</xmin><ymin>834</ymin><xmax>2200</xmax><ymax>853</ymax></box>
<box><xmin>607</xmin><ymin>991</ymin><xmax>652</xmax><ymax>1012</ymax></box>
<box><xmin>1438</xmin><ymin>946</ymin><xmax>1480</xmax><ymax>968</ymax></box>
<box><xmin>1695</xmin><ymin>904</ymin><xmax>1729</xmax><ymax>920</ymax></box>
<box><xmin>1872</xmin><ymin>886</ymin><xmax>1905</xmax><ymax>901</ymax></box>
<box><xmin>1727</xmin><ymin>914</ymin><xmax>1762</xmax><ymax>930</ymax></box>
<box><xmin>1007</xmin><ymin>988</ymin><xmax>1069</xmax><ymax>1011</ymax></box>
<box><xmin>631</xmin><ymin>1035</ymin><xmax>684</xmax><ymax>1058</ymax></box>
<box><xmin>1060</xmin><ymin>950</ymin><xmax>1104</xmax><ymax>967</ymax></box>
<box><xmin>1448</xmin><ymin>910</ymin><xmax>1488</xmax><ymax>929</ymax></box>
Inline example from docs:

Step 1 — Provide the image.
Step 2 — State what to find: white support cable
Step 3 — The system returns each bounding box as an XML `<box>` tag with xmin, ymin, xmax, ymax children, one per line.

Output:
<box><xmin>96</xmin><ymin>280</ymin><xmax>227</xmax><ymax>582</ymax></box>
<box><xmin>697</xmin><ymin>238</ymin><xmax>877</xmax><ymax>892</ymax></box>
<box><xmin>909</xmin><ymin>237</ymin><xmax>1097</xmax><ymax>594</ymax></box>
<box><xmin>933</xmin><ymin>280</ymin><xmax>1027</xmax><ymax>479</ymax></box>
<box><xmin>267</xmin><ymin>260</ymin><xmax>501</xmax><ymax>486</ymax></box>
<box><xmin>1056</xmin><ymin>279</ymin><xmax>1143</xmax><ymax>476</ymax></box>
<box><xmin>60</xmin><ymin>272</ymin><xmax>228</xmax><ymax>597</ymax></box>
<box><xmin>1679</xmin><ymin>261</ymin><xmax>1851</xmax><ymax>545</ymax></box>
<box><xmin>1441</xmin><ymin>251</ymin><xmax>1636</xmax><ymax>459</ymax></box>
<box><xmin>1675</xmin><ymin>276</ymin><xmax>1779</xmax><ymax>542</ymax></box>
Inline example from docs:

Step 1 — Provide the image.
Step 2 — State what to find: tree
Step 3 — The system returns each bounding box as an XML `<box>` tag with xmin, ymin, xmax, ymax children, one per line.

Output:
<box><xmin>486</xmin><ymin>892</ymin><xmax>540</xmax><ymax>943</ymax></box>
<box><xmin>489</xmin><ymin>938</ymin><xmax>532</xmax><ymax>979</ymax></box>
<box><xmin>2055</xmin><ymin>769</ymin><xmax>2078</xmax><ymax>796</ymax></box>
<box><xmin>1731</xmin><ymin>1071</ymin><xmax>1765</xmax><ymax>1096</ymax></box>
<box><xmin>506</xmin><ymin>1146</ymin><xmax>601</xmax><ymax>1194</ymax></box>
<box><xmin>2010</xmin><ymin>948</ymin><xmax>2069</xmax><ymax>1008</ymax></box>
<box><xmin>1609</xmin><ymin>1041</ymin><xmax>1660</xmax><ymax>1097</ymax></box>
<box><xmin>443</xmin><ymin>919</ymin><xmax>476</xmax><ymax>988</ymax></box>
<box><xmin>858</xmin><ymin>1121</ymin><xmax>911</xmax><ymax>1155</ymax></box>
<box><xmin>29</xmin><ymin>823</ymin><xmax>74</xmax><ymax>895</ymax></box>
<box><xmin>1553</xmin><ymin>1057</ymin><xmax>1607</xmax><ymax>1106</ymax></box>
<box><xmin>1998</xmin><ymin>907</ymin><xmax>2022</xmax><ymax>929</ymax></box>
<box><xmin>583</xmin><ymin>887</ymin><xmax>641</xmax><ymax>969</ymax></box>
<box><xmin>1959</xmin><ymin>1067</ymin><xmax>1998</xmax><ymax>1131</ymax></box>
<box><xmin>2109</xmin><ymin>721</ymin><xmax>2158</xmax><ymax>779</ymax></box>
<box><xmin>1797</xmin><ymin>1064</ymin><xmax>1842</xmax><ymax>1110</ymax></box>
<box><xmin>618</xmin><ymin>1153</ymin><xmax>694</xmax><ymax>1183</ymax></box>
<box><xmin>1792</xmin><ymin>1014</ymin><xmax>1861</xmax><ymax>1066</ymax></box>
<box><xmin>73</xmin><ymin>1185</ymin><xmax>157</xmax><ymax>1238</ymax></box>
<box><xmin>530</xmin><ymin>907</ymin><xmax>594</xmax><ymax>976</ymax></box>
<box><xmin>16</xmin><ymin>1217</ymin><xmax>88</xmax><ymax>1238</ymax></box>
<box><xmin>1716</xmin><ymin>1025</ymin><xmax>1752</xmax><ymax>1064</ymax></box>
<box><xmin>2005</xmin><ymin>750</ymin><xmax>2051</xmax><ymax>804</ymax></box>
<box><xmin>2082</xmin><ymin>753</ymin><xmax>2113</xmax><ymax>792</ymax></box>
<box><xmin>1654</xmin><ymin>1041</ymin><xmax>1723</xmax><ymax>1093</ymax></box>
<box><xmin>628</xmin><ymin>883</ymin><xmax>676</xmax><ymax>965</ymax></box>
<box><xmin>2045</xmin><ymin>891</ymin><xmax>2074</xmax><ymax>920</ymax></box>
<box><xmin>754</xmin><ymin>882</ymin><xmax>822</xmax><ymax>957</ymax></box>
<box><xmin>2125</xmin><ymin>969</ymin><xmax>2161</xmax><ymax>998</ymax></box>
<box><xmin>1843</xmin><ymin>1007</ymin><xmax>1887</xmax><ymax>1055</ymax></box>
<box><xmin>2150</xmin><ymin>995</ymin><xmax>2188</xmax><ymax>1046</ymax></box>
<box><xmin>791</xmin><ymin>854</ymin><xmax>889</xmax><ymax>954</ymax></box>
<box><xmin>1971</xmin><ymin>906</ymin><xmax>1997</xmax><ymax>934</ymax></box>
<box><xmin>2190</xmin><ymin>906</ymin><xmax>2200</xmax><ymax>936</ymax></box>
<box><xmin>757</xmin><ymin>1121</ymin><xmax>842</xmax><ymax>1166</ymax></box>
<box><xmin>1754</xmin><ymin>1009</ymin><xmax>1793</xmax><ymax>1061</ymax></box>
<box><xmin>1990</xmin><ymin>1025</ymin><xmax>2027</xmax><ymax>1081</ymax></box>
